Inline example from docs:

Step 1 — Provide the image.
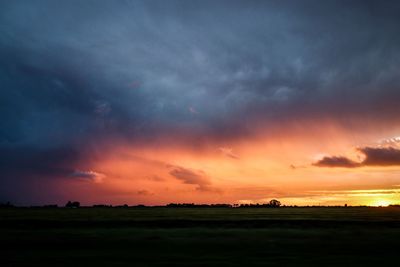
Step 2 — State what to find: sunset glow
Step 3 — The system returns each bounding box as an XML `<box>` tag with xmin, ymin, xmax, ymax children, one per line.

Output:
<box><xmin>1</xmin><ymin>1</ymin><xmax>400</xmax><ymax>207</ymax></box>
<box><xmin>370</xmin><ymin>199</ymin><xmax>392</xmax><ymax>207</ymax></box>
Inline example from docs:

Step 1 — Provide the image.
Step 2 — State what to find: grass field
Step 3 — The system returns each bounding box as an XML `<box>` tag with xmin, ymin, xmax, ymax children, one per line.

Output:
<box><xmin>2</xmin><ymin>207</ymin><xmax>400</xmax><ymax>266</ymax></box>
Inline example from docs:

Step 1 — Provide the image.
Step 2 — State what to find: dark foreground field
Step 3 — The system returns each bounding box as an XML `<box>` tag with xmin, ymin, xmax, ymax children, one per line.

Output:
<box><xmin>2</xmin><ymin>207</ymin><xmax>400</xmax><ymax>266</ymax></box>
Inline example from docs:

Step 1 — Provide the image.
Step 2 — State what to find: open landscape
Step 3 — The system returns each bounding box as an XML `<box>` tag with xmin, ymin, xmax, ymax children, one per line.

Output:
<box><xmin>2</xmin><ymin>206</ymin><xmax>400</xmax><ymax>266</ymax></box>
<box><xmin>2</xmin><ymin>0</ymin><xmax>400</xmax><ymax>265</ymax></box>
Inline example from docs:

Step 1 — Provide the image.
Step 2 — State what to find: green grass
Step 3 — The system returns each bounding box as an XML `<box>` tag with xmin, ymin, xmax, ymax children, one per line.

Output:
<box><xmin>3</xmin><ymin>206</ymin><xmax>400</xmax><ymax>221</ymax></box>
<box><xmin>2</xmin><ymin>207</ymin><xmax>400</xmax><ymax>266</ymax></box>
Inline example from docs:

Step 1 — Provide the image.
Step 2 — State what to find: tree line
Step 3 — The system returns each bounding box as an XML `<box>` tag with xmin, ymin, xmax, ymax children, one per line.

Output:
<box><xmin>0</xmin><ymin>199</ymin><xmax>283</xmax><ymax>208</ymax></box>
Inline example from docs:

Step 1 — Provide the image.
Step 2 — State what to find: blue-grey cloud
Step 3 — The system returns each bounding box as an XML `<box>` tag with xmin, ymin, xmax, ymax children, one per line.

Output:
<box><xmin>2</xmin><ymin>1</ymin><xmax>400</xmax><ymax>148</ymax></box>
<box><xmin>2</xmin><ymin>0</ymin><xmax>400</xmax><ymax>202</ymax></box>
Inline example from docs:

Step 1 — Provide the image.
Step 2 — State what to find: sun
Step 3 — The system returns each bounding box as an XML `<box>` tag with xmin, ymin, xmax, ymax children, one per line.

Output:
<box><xmin>370</xmin><ymin>199</ymin><xmax>391</xmax><ymax>207</ymax></box>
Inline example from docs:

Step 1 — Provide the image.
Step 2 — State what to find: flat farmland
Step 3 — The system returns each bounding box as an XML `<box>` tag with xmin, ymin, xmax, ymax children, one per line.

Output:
<box><xmin>2</xmin><ymin>207</ymin><xmax>400</xmax><ymax>266</ymax></box>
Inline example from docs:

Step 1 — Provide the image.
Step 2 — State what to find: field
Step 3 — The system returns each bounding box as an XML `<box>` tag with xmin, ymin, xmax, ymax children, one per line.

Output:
<box><xmin>2</xmin><ymin>207</ymin><xmax>400</xmax><ymax>266</ymax></box>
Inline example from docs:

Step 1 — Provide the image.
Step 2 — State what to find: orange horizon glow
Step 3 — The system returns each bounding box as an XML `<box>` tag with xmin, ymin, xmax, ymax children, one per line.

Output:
<box><xmin>49</xmin><ymin>121</ymin><xmax>400</xmax><ymax>207</ymax></box>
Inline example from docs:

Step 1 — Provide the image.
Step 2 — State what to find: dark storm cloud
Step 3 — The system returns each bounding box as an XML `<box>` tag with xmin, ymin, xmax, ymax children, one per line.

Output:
<box><xmin>314</xmin><ymin>147</ymin><xmax>400</xmax><ymax>168</ymax></box>
<box><xmin>0</xmin><ymin>145</ymin><xmax>81</xmax><ymax>203</ymax></box>
<box><xmin>0</xmin><ymin>145</ymin><xmax>79</xmax><ymax>178</ymax></box>
<box><xmin>2</xmin><ymin>0</ymin><xmax>400</xmax><ymax>145</ymax></box>
<box><xmin>1</xmin><ymin>0</ymin><xmax>400</xmax><ymax>201</ymax></box>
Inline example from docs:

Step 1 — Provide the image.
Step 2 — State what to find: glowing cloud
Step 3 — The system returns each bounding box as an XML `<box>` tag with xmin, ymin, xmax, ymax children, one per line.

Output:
<box><xmin>69</xmin><ymin>170</ymin><xmax>106</xmax><ymax>183</ymax></box>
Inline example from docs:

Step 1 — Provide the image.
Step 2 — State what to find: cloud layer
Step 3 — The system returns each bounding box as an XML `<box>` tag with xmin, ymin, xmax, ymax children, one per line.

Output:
<box><xmin>2</xmin><ymin>0</ymin><xmax>400</xmax><ymax>203</ymax></box>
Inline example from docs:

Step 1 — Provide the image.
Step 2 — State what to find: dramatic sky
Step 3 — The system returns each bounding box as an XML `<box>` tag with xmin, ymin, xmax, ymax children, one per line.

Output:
<box><xmin>1</xmin><ymin>0</ymin><xmax>400</xmax><ymax>206</ymax></box>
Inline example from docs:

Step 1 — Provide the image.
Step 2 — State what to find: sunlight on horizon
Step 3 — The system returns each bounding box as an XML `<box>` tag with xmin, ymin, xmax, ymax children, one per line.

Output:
<box><xmin>370</xmin><ymin>199</ymin><xmax>392</xmax><ymax>207</ymax></box>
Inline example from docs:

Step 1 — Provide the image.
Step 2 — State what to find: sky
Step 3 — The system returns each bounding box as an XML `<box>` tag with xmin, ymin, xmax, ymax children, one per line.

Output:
<box><xmin>1</xmin><ymin>0</ymin><xmax>400</xmax><ymax>206</ymax></box>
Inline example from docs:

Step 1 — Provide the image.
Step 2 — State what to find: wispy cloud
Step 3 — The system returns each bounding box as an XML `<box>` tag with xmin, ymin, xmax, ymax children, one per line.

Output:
<box><xmin>379</xmin><ymin>136</ymin><xmax>400</xmax><ymax>147</ymax></box>
<box><xmin>136</xmin><ymin>189</ymin><xmax>153</xmax><ymax>196</ymax></box>
<box><xmin>69</xmin><ymin>170</ymin><xmax>105</xmax><ymax>183</ymax></box>
<box><xmin>188</xmin><ymin>106</ymin><xmax>199</xmax><ymax>115</ymax></box>
<box><xmin>218</xmin><ymin>147</ymin><xmax>239</xmax><ymax>159</ymax></box>
<box><xmin>146</xmin><ymin>175</ymin><xmax>165</xmax><ymax>182</ymax></box>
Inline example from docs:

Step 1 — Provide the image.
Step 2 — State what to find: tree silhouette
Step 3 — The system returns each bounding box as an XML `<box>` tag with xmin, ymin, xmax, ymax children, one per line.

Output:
<box><xmin>0</xmin><ymin>201</ymin><xmax>13</xmax><ymax>208</ymax></box>
<box><xmin>65</xmin><ymin>201</ymin><xmax>80</xmax><ymax>208</ymax></box>
<box><xmin>269</xmin><ymin>199</ymin><xmax>281</xmax><ymax>207</ymax></box>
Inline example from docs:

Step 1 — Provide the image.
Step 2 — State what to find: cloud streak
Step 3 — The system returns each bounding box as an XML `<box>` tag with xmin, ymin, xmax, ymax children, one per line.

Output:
<box><xmin>313</xmin><ymin>156</ymin><xmax>360</xmax><ymax>168</ymax></box>
<box><xmin>69</xmin><ymin>170</ymin><xmax>105</xmax><ymax>183</ymax></box>
<box><xmin>168</xmin><ymin>165</ymin><xmax>219</xmax><ymax>192</ymax></box>
<box><xmin>218</xmin><ymin>147</ymin><xmax>240</xmax><ymax>159</ymax></box>
<box><xmin>314</xmin><ymin>147</ymin><xmax>400</xmax><ymax>168</ymax></box>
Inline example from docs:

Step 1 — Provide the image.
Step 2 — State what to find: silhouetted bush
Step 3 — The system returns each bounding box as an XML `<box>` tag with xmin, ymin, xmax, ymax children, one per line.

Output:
<box><xmin>43</xmin><ymin>204</ymin><xmax>58</xmax><ymax>208</ymax></box>
<box><xmin>0</xmin><ymin>201</ymin><xmax>14</xmax><ymax>208</ymax></box>
<box><xmin>93</xmin><ymin>204</ymin><xmax>113</xmax><ymax>208</ymax></box>
<box><xmin>65</xmin><ymin>201</ymin><xmax>80</xmax><ymax>208</ymax></box>
<box><xmin>269</xmin><ymin>199</ymin><xmax>281</xmax><ymax>207</ymax></box>
<box><xmin>166</xmin><ymin>203</ymin><xmax>233</xmax><ymax>208</ymax></box>
<box><xmin>115</xmin><ymin>204</ymin><xmax>129</xmax><ymax>208</ymax></box>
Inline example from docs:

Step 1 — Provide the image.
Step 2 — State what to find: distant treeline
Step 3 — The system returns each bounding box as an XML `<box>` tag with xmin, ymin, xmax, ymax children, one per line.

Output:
<box><xmin>166</xmin><ymin>202</ymin><xmax>282</xmax><ymax>208</ymax></box>
<box><xmin>0</xmin><ymin>199</ymin><xmax>282</xmax><ymax>208</ymax></box>
<box><xmin>1</xmin><ymin>201</ymin><xmax>400</xmax><ymax>208</ymax></box>
<box><xmin>0</xmin><ymin>202</ymin><xmax>14</xmax><ymax>208</ymax></box>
